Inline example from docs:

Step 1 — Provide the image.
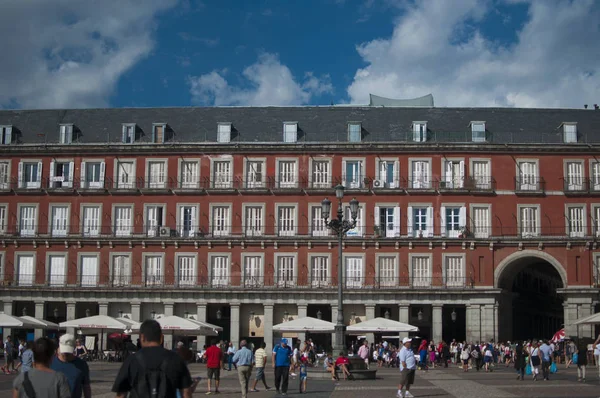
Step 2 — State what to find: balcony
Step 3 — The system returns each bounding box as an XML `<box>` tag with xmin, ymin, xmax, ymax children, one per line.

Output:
<box><xmin>2</xmin><ymin>274</ymin><xmax>475</xmax><ymax>290</ymax></box>
<box><xmin>203</xmin><ymin>177</ymin><xmax>239</xmax><ymax>193</ymax></box>
<box><xmin>169</xmin><ymin>177</ymin><xmax>205</xmax><ymax>195</ymax></box>
<box><xmin>267</xmin><ymin>177</ymin><xmax>303</xmax><ymax>194</ymax></box>
<box><xmin>405</xmin><ymin>178</ymin><xmax>435</xmax><ymax>194</ymax></box>
<box><xmin>437</xmin><ymin>176</ymin><xmax>496</xmax><ymax>194</ymax></box>
<box><xmin>515</xmin><ymin>177</ymin><xmax>545</xmax><ymax>195</ymax></box>
<box><xmin>370</xmin><ymin>177</ymin><xmax>405</xmax><ymax>194</ymax></box>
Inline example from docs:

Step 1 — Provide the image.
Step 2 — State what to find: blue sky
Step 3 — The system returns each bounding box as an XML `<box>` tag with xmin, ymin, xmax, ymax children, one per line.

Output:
<box><xmin>0</xmin><ymin>0</ymin><xmax>598</xmax><ymax>109</ymax></box>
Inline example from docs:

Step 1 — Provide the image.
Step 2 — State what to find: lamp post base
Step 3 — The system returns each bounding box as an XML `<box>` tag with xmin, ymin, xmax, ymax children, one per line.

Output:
<box><xmin>333</xmin><ymin>324</ymin><xmax>346</xmax><ymax>353</ymax></box>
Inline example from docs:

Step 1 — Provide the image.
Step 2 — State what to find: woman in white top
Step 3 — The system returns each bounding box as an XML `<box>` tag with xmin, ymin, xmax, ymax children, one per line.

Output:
<box><xmin>529</xmin><ymin>342</ymin><xmax>542</xmax><ymax>381</ymax></box>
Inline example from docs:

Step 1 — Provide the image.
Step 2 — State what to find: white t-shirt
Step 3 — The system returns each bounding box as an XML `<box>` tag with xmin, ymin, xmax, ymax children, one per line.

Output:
<box><xmin>399</xmin><ymin>347</ymin><xmax>416</xmax><ymax>371</ymax></box>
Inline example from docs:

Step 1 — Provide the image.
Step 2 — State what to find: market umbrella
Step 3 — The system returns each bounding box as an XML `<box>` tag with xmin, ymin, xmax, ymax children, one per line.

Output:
<box><xmin>60</xmin><ymin>315</ymin><xmax>134</xmax><ymax>352</ymax></box>
<box><xmin>346</xmin><ymin>317</ymin><xmax>419</xmax><ymax>334</ymax></box>
<box><xmin>272</xmin><ymin>316</ymin><xmax>336</xmax><ymax>333</ymax></box>
<box><xmin>573</xmin><ymin>313</ymin><xmax>600</xmax><ymax>325</ymax></box>
<box><xmin>131</xmin><ymin>315</ymin><xmax>221</xmax><ymax>349</ymax></box>
<box><xmin>19</xmin><ymin>316</ymin><xmax>60</xmax><ymax>330</ymax></box>
<box><xmin>551</xmin><ymin>328</ymin><xmax>568</xmax><ymax>343</ymax></box>
<box><xmin>0</xmin><ymin>313</ymin><xmax>38</xmax><ymax>328</ymax></box>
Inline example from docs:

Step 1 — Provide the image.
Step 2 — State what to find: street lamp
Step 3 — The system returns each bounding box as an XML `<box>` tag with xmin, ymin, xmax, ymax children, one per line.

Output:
<box><xmin>316</xmin><ymin>310</ymin><xmax>322</xmax><ymax>320</ymax></box>
<box><xmin>53</xmin><ymin>308</ymin><xmax>59</xmax><ymax>319</ymax></box>
<box><xmin>417</xmin><ymin>309</ymin><xmax>423</xmax><ymax>321</ymax></box>
<box><xmin>22</xmin><ymin>307</ymin><xmax>27</xmax><ymax>316</ymax></box>
<box><xmin>321</xmin><ymin>184</ymin><xmax>359</xmax><ymax>352</ymax></box>
<box><xmin>216</xmin><ymin>309</ymin><xmax>222</xmax><ymax>320</ymax></box>
<box><xmin>384</xmin><ymin>309</ymin><xmax>390</xmax><ymax>319</ymax></box>
<box><xmin>151</xmin><ymin>310</ymin><xmax>156</xmax><ymax>319</ymax></box>
<box><xmin>451</xmin><ymin>308</ymin><xmax>457</xmax><ymax>322</ymax></box>
<box><xmin>283</xmin><ymin>310</ymin><xmax>289</xmax><ymax>322</ymax></box>
<box><xmin>118</xmin><ymin>310</ymin><xmax>124</xmax><ymax>319</ymax></box>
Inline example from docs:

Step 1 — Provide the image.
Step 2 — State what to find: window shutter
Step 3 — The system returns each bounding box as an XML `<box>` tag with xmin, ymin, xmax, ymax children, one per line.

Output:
<box><xmin>357</xmin><ymin>207</ymin><xmax>364</xmax><ymax>236</ymax></box>
<box><xmin>341</xmin><ymin>160</ymin><xmax>347</xmax><ymax>187</ymax></box>
<box><xmin>393</xmin><ymin>206</ymin><xmax>401</xmax><ymax>237</ymax></box>
<box><xmin>413</xmin><ymin>125</ymin><xmax>419</xmax><ymax>142</ymax></box>
<box><xmin>440</xmin><ymin>206</ymin><xmax>446</xmax><ymax>237</ymax></box>
<box><xmin>5</xmin><ymin>126</ymin><xmax>12</xmax><ymax>144</ymax></box>
<box><xmin>407</xmin><ymin>206</ymin><xmax>413</xmax><ymax>236</ymax></box>
<box><xmin>190</xmin><ymin>206</ymin><xmax>197</xmax><ymax>237</ymax></box>
<box><xmin>151</xmin><ymin>127</ymin><xmax>156</xmax><ymax>143</ymax></box>
<box><xmin>393</xmin><ymin>160</ymin><xmax>399</xmax><ymax>188</ymax></box>
<box><xmin>36</xmin><ymin>161</ymin><xmax>42</xmax><ymax>188</ymax></box>
<box><xmin>18</xmin><ymin>162</ymin><xmax>23</xmax><ymax>188</ymax></box>
<box><xmin>426</xmin><ymin>206</ymin><xmax>434</xmax><ymax>237</ymax></box>
<box><xmin>459</xmin><ymin>206</ymin><xmax>466</xmax><ymax>229</ymax></box>
<box><xmin>49</xmin><ymin>160</ymin><xmax>55</xmax><ymax>183</ymax></box>
<box><xmin>459</xmin><ymin>161</ymin><xmax>465</xmax><ymax>188</ymax></box>
<box><xmin>99</xmin><ymin>162</ymin><xmax>105</xmax><ymax>187</ymax></box>
<box><xmin>80</xmin><ymin>161</ymin><xmax>86</xmax><ymax>189</ymax></box>
<box><xmin>121</xmin><ymin>127</ymin><xmax>127</xmax><ymax>143</ymax></box>
<box><xmin>374</xmin><ymin>206</ymin><xmax>380</xmax><ymax>228</ymax></box>
<box><xmin>445</xmin><ymin>161</ymin><xmax>452</xmax><ymax>184</ymax></box>
<box><xmin>68</xmin><ymin>161</ymin><xmax>74</xmax><ymax>187</ymax></box>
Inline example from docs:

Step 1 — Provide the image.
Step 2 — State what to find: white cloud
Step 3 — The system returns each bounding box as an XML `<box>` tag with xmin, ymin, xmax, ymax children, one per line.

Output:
<box><xmin>188</xmin><ymin>53</ymin><xmax>333</xmax><ymax>106</ymax></box>
<box><xmin>347</xmin><ymin>0</ymin><xmax>600</xmax><ymax>108</ymax></box>
<box><xmin>0</xmin><ymin>0</ymin><xmax>176</xmax><ymax>109</ymax></box>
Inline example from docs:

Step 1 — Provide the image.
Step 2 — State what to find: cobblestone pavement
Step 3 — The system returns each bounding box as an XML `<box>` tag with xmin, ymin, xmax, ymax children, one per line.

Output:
<box><xmin>1</xmin><ymin>362</ymin><xmax>600</xmax><ymax>397</ymax></box>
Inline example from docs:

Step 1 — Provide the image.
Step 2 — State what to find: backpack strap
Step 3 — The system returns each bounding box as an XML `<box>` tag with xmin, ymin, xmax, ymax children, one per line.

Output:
<box><xmin>23</xmin><ymin>372</ymin><xmax>37</xmax><ymax>398</ymax></box>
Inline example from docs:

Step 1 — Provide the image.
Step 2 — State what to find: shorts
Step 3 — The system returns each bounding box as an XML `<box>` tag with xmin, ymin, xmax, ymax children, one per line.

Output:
<box><xmin>5</xmin><ymin>354</ymin><xmax>14</xmax><ymax>365</ymax></box>
<box><xmin>300</xmin><ymin>375</ymin><xmax>307</xmax><ymax>381</ymax></box>
<box><xmin>462</xmin><ymin>359</ymin><xmax>469</xmax><ymax>365</ymax></box>
<box><xmin>399</xmin><ymin>369</ymin><xmax>415</xmax><ymax>386</ymax></box>
<box><xmin>255</xmin><ymin>367</ymin><xmax>265</xmax><ymax>380</ymax></box>
<box><xmin>207</xmin><ymin>367</ymin><xmax>220</xmax><ymax>381</ymax></box>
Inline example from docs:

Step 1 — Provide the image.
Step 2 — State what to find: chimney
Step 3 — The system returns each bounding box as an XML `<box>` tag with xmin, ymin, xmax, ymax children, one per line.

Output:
<box><xmin>584</xmin><ymin>104</ymin><xmax>588</xmax><ymax>109</ymax></box>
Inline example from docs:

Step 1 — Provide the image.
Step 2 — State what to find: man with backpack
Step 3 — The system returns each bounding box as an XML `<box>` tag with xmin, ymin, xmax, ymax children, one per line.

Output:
<box><xmin>112</xmin><ymin>319</ymin><xmax>193</xmax><ymax>398</ymax></box>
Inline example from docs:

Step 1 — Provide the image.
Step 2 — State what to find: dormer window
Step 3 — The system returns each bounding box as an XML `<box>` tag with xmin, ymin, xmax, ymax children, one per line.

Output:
<box><xmin>0</xmin><ymin>125</ymin><xmax>13</xmax><ymax>145</ymax></box>
<box><xmin>122</xmin><ymin>123</ymin><xmax>136</xmax><ymax>143</ymax></box>
<box><xmin>59</xmin><ymin>124</ymin><xmax>73</xmax><ymax>144</ymax></box>
<box><xmin>412</xmin><ymin>122</ymin><xmax>427</xmax><ymax>142</ymax></box>
<box><xmin>348</xmin><ymin>122</ymin><xmax>361</xmax><ymax>142</ymax></box>
<box><xmin>283</xmin><ymin>122</ymin><xmax>297</xmax><ymax>143</ymax></box>
<box><xmin>152</xmin><ymin>123</ymin><xmax>166</xmax><ymax>143</ymax></box>
<box><xmin>217</xmin><ymin>123</ymin><xmax>232</xmax><ymax>143</ymax></box>
<box><xmin>471</xmin><ymin>121</ymin><xmax>486</xmax><ymax>142</ymax></box>
<box><xmin>563</xmin><ymin>123</ymin><xmax>577</xmax><ymax>143</ymax></box>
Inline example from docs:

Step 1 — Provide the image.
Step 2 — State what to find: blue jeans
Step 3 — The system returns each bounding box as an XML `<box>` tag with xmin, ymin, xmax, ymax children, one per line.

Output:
<box><xmin>228</xmin><ymin>354</ymin><xmax>236</xmax><ymax>370</ymax></box>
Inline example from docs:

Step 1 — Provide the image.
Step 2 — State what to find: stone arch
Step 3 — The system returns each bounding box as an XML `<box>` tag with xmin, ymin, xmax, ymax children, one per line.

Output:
<box><xmin>494</xmin><ymin>250</ymin><xmax>567</xmax><ymax>289</ymax></box>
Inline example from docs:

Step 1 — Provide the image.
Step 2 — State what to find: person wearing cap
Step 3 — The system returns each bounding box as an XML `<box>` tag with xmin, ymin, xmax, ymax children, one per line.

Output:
<box><xmin>397</xmin><ymin>337</ymin><xmax>417</xmax><ymax>398</ymax></box>
<box><xmin>232</xmin><ymin>340</ymin><xmax>254</xmax><ymax>398</ymax></box>
<box><xmin>272</xmin><ymin>338</ymin><xmax>293</xmax><ymax>395</ymax></box>
<box><xmin>51</xmin><ymin>333</ymin><xmax>91</xmax><ymax>398</ymax></box>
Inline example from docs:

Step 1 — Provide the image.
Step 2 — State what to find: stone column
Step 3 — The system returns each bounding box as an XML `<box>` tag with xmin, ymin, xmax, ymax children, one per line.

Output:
<box><xmin>578</xmin><ymin>303</ymin><xmax>594</xmax><ymax>338</ymax></box>
<box><xmin>399</xmin><ymin>304</ymin><xmax>410</xmax><ymax>339</ymax></box>
<box><xmin>466</xmin><ymin>304</ymin><xmax>480</xmax><ymax>343</ymax></box>
<box><xmin>196</xmin><ymin>304</ymin><xmax>207</xmax><ymax>350</ymax></box>
<box><xmin>98</xmin><ymin>302</ymin><xmax>109</xmax><ymax>316</ymax></box>
<box><xmin>481</xmin><ymin>304</ymin><xmax>495</xmax><ymax>342</ymax></box>
<box><xmin>264</xmin><ymin>304</ymin><xmax>274</xmax><ymax>352</ymax></box>
<box><xmin>3</xmin><ymin>301</ymin><xmax>13</xmax><ymax>339</ymax></box>
<box><xmin>432</xmin><ymin>305</ymin><xmax>443</xmax><ymax>343</ymax></box>
<box><xmin>163</xmin><ymin>303</ymin><xmax>174</xmax><ymax>349</ymax></box>
<box><xmin>297</xmin><ymin>304</ymin><xmax>308</xmax><ymax>345</ymax></box>
<box><xmin>34</xmin><ymin>301</ymin><xmax>45</xmax><ymax>339</ymax></box>
<box><xmin>331</xmin><ymin>305</ymin><xmax>338</xmax><ymax>349</ymax></box>
<box><xmin>130</xmin><ymin>302</ymin><xmax>141</xmax><ymax>345</ymax></box>
<box><xmin>230</xmin><ymin>304</ymin><xmax>240</xmax><ymax>348</ymax></box>
<box><xmin>66</xmin><ymin>302</ymin><xmax>76</xmax><ymax>337</ymax></box>
<box><xmin>365</xmin><ymin>305</ymin><xmax>376</xmax><ymax>344</ymax></box>
<box><xmin>98</xmin><ymin>302</ymin><xmax>109</xmax><ymax>351</ymax></box>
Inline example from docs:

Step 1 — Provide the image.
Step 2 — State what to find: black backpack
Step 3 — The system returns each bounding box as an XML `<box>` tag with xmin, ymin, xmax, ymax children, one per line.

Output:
<box><xmin>130</xmin><ymin>350</ymin><xmax>170</xmax><ymax>398</ymax></box>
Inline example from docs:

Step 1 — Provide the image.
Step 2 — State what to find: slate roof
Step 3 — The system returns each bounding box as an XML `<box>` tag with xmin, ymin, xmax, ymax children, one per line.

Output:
<box><xmin>0</xmin><ymin>106</ymin><xmax>599</xmax><ymax>145</ymax></box>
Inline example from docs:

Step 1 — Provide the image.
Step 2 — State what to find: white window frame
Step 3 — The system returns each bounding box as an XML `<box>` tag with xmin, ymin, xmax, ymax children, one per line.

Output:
<box><xmin>309</xmin><ymin>158</ymin><xmax>332</xmax><ymax>188</ymax></box>
<box><xmin>109</xmin><ymin>252</ymin><xmax>131</xmax><ymax>287</ymax></box>
<box><xmin>342</xmin><ymin>254</ymin><xmax>364</xmax><ymax>288</ymax></box>
<box><xmin>308</xmin><ymin>253</ymin><xmax>331</xmax><ymax>287</ymax></box>
<box><xmin>470</xmin><ymin>204</ymin><xmax>491</xmax><ymax>239</ymax></box>
<box><xmin>0</xmin><ymin>204</ymin><xmax>7</xmax><ymax>235</ymax></box>
<box><xmin>18</xmin><ymin>160</ymin><xmax>42</xmax><ymax>189</ymax></box>
<box><xmin>80</xmin><ymin>159</ymin><xmax>106</xmax><ymax>189</ymax></box>
<box><xmin>145</xmin><ymin>159</ymin><xmax>168</xmax><ymax>189</ymax></box>
<box><xmin>242</xmin><ymin>203</ymin><xmax>265</xmax><ymax>237</ymax></box>
<box><xmin>144</xmin><ymin>203</ymin><xmax>166</xmax><ymax>237</ymax></box>
<box><xmin>409</xmin><ymin>253</ymin><xmax>432</xmax><ymax>287</ymax></box>
<box><xmin>177</xmin><ymin>158</ymin><xmax>201</xmax><ymax>189</ymax></box>
<box><xmin>274</xmin><ymin>253</ymin><xmax>297</xmax><ymax>287</ymax></box>
<box><xmin>375</xmin><ymin>158</ymin><xmax>399</xmax><ymax>189</ymax></box>
<box><xmin>48</xmin><ymin>159</ymin><xmax>74</xmax><ymax>189</ymax></box>
<box><xmin>471</xmin><ymin>121</ymin><xmax>486</xmax><ymax>142</ymax></box>
<box><xmin>113</xmin><ymin>159</ymin><xmax>136</xmax><ymax>189</ymax></box>
<box><xmin>564</xmin><ymin>160</ymin><xmax>585</xmax><ymax>191</ymax></box>
<box><xmin>309</xmin><ymin>204</ymin><xmax>329</xmax><ymax>237</ymax></box>
<box><xmin>175</xmin><ymin>253</ymin><xmax>197</xmax><ymax>287</ymax></box>
<box><xmin>49</xmin><ymin>204</ymin><xmax>70</xmax><ymax>237</ymax></box>
<box><xmin>78</xmin><ymin>253</ymin><xmax>100</xmax><ymax>287</ymax></box>
<box><xmin>275</xmin><ymin>158</ymin><xmax>298</xmax><ymax>188</ymax></box>
<box><xmin>0</xmin><ymin>252</ymin><xmax>4</xmax><ymax>282</ymax></box>
<box><xmin>283</xmin><ymin>122</ymin><xmax>298</xmax><ymax>143</ymax></box>
<box><xmin>112</xmin><ymin>204</ymin><xmax>134</xmax><ymax>237</ymax></box>
<box><xmin>276</xmin><ymin>203</ymin><xmax>298</xmax><ymax>236</ymax></box>
<box><xmin>0</xmin><ymin>160</ymin><xmax>11</xmax><ymax>190</ymax></box>
<box><xmin>563</xmin><ymin>123</ymin><xmax>577</xmax><ymax>143</ymax></box>
<box><xmin>469</xmin><ymin>158</ymin><xmax>492</xmax><ymax>190</ymax></box>
<box><xmin>122</xmin><ymin>123</ymin><xmax>136</xmax><ymax>143</ymax></box>
<box><xmin>407</xmin><ymin>204</ymin><xmax>433</xmax><ymax>238</ymax></box>
<box><xmin>412</xmin><ymin>122</ymin><xmax>427</xmax><ymax>142</ymax></box>
<box><xmin>81</xmin><ymin>204</ymin><xmax>102</xmax><ymax>237</ymax></box>
<box><xmin>518</xmin><ymin>204</ymin><xmax>540</xmax><ymax>238</ymax></box>
<box><xmin>441</xmin><ymin>159</ymin><xmax>465</xmax><ymax>189</ymax></box>
<box><xmin>152</xmin><ymin>123</ymin><xmax>167</xmax><ymax>143</ymax></box>
<box><xmin>177</xmin><ymin>203</ymin><xmax>199</xmax><ymax>238</ymax></box>
<box><xmin>565</xmin><ymin>204</ymin><xmax>586</xmax><ymax>238</ymax></box>
<box><xmin>516</xmin><ymin>159</ymin><xmax>539</xmax><ymax>191</ymax></box>
<box><xmin>208</xmin><ymin>253</ymin><xmax>230</xmax><ymax>287</ymax></box>
<box><xmin>341</xmin><ymin>157</ymin><xmax>365</xmax><ymax>189</ymax></box>
<box><xmin>244</xmin><ymin>158</ymin><xmax>266</xmax><ymax>189</ymax></box>
<box><xmin>0</xmin><ymin>125</ymin><xmax>13</xmax><ymax>145</ymax></box>
<box><xmin>217</xmin><ymin>123</ymin><xmax>232</xmax><ymax>143</ymax></box>
<box><xmin>210</xmin><ymin>157</ymin><xmax>233</xmax><ymax>189</ymax></box>
<box><xmin>592</xmin><ymin>204</ymin><xmax>600</xmax><ymax>238</ymax></box>
<box><xmin>375</xmin><ymin>253</ymin><xmax>398</xmax><ymax>287</ymax></box>
<box><xmin>17</xmin><ymin>203</ymin><xmax>38</xmax><ymax>237</ymax></box>
<box><xmin>210</xmin><ymin>203</ymin><xmax>232</xmax><ymax>236</ymax></box>
<box><xmin>590</xmin><ymin>161</ymin><xmax>600</xmax><ymax>192</ymax></box>
<box><xmin>344</xmin><ymin>204</ymin><xmax>364</xmax><ymax>237</ymax></box>
<box><xmin>15</xmin><ymin>252</ymin><xmax>36</xmax><ymax>286</ymax></box>
<box><xmin>374</xmin><ymin>203</ymin><xmax>401</xmax><ymax>238</ymax></box>
<box><xmin>440</xmin><ymin>204</ymin><xmax>466</xmax><ymax>238</ymax></box>
<box><xmin>142</xmin><ymin>253</ymin><xmax>164</xmax><ymax>286</ymax></box>
<box><xmin>442</xmin><ymin>253</ymin><xmax>465</xmax><ymax>287</ymax></box>
<box><xmin>348</xmin><ymin>122</ymin><xmax>361</xmax><ymax>142</ymax></box>
<box><xmin>241</xmin><ymin>253</ymin><xmax>264</xmax><ymax>287</ymax></box>
<box><xmin>408</xmin><ymin>158</ymin><xmax>432</xmax><ymax>189</ymax></box>
<box><xmin>59</xmin><ymin>124</ymin><xmax>73</xmax><ymax>144</ymax></box>
<box><xmin>46</xmin><ymin>252</ymin><xmax>68</xmax><ymax>286</ymax></box>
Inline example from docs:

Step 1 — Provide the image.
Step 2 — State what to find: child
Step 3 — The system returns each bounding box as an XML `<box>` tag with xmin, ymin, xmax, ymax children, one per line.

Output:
<box><xmin>299</xmin><ymin>356</ymin><xmax>308</xmax><ymax>393</ymax></box>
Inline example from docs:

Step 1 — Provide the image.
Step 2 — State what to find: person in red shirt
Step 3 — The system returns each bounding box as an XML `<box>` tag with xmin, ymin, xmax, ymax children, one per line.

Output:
<box><xmin>334</xmin><ymin>352</ymin><xmax>353</xmax><ymax>380</ymax></box>
<box><xmin>203</xmin><ymin>339</ymin><xmax>223</xmax><ymax>394</ymax></box>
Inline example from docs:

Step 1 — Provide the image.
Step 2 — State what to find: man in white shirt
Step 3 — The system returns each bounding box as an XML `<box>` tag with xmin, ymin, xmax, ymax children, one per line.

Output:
<box><xmin>397</xmin><ymin>337</ymin><xmax>417</xmax><ymax>398</ymax></box>
<box><xmin>357</xmin><ymin>340</ymin><xmax>370</xmax><ymax>369</ymax></box>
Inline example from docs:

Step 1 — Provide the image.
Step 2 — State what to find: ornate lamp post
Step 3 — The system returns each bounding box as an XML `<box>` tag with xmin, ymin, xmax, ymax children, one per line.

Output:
<box><xmin>321</xmin><ymin>184</ymin><xmax>359</xmax><ymax>352</ymax></box>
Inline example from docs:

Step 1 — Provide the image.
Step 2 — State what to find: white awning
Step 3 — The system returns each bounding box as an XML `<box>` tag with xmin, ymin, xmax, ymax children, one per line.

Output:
<box><xmin>132</xmin><ymin>315</ymin><xmax>221</xmax><ymax>336</ymax></box>
<box><xmin>60</xmin><ymin>315</ymin><xmax>133</xmax><ymax>330</ymax></box>
<box><xmin>0</xmin><ymin>313</ymin><xmax>38</xmax><ymax>328</ymax></box>
<box><xmin>573</xmin><ymin>312</ymin><xmax>600</xmax><ymax>325</ymax></box>
<box><xmin>346</xmin><ymin>317</ymin><xmax>419</xmax><ymax>334</ymax></box>
<box><xmin>19</xmin><ymin>316</ymin><xmax>59</xmax><ymax>329</ymax></box>
<box><xmin>273</xmin><ymin>317</ymin><xmax>336</xmax><ymax>333</ymax></box>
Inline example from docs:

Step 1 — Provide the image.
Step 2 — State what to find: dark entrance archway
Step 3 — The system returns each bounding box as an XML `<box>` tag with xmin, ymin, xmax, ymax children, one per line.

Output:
<box><xmin>497</xmin><ymin>253</ymin><xmax>565</xmax><ymax>341</ymax></box>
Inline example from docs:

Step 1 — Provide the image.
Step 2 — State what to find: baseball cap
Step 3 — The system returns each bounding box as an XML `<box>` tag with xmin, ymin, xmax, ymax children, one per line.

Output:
<box><xmin>59</xmin><ymin>334</ymin><xmax>76</xmax><ymax>354</ymax></box>
<box><xmin>281</xmin><ymin>338</ymin><xmax>288</xmax><ymax>345</ymax></box>
<box><xmin>402</xmin><ymin>337</ymin><xmax>412</xmax><ymax>344</ymax></box>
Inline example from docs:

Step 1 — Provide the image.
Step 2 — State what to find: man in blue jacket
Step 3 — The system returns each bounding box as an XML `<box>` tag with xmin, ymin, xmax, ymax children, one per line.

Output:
<box><xmin>272</xmin><ymin>338</ymin><xmax>293</xmax><ymax>395</ymax></box>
